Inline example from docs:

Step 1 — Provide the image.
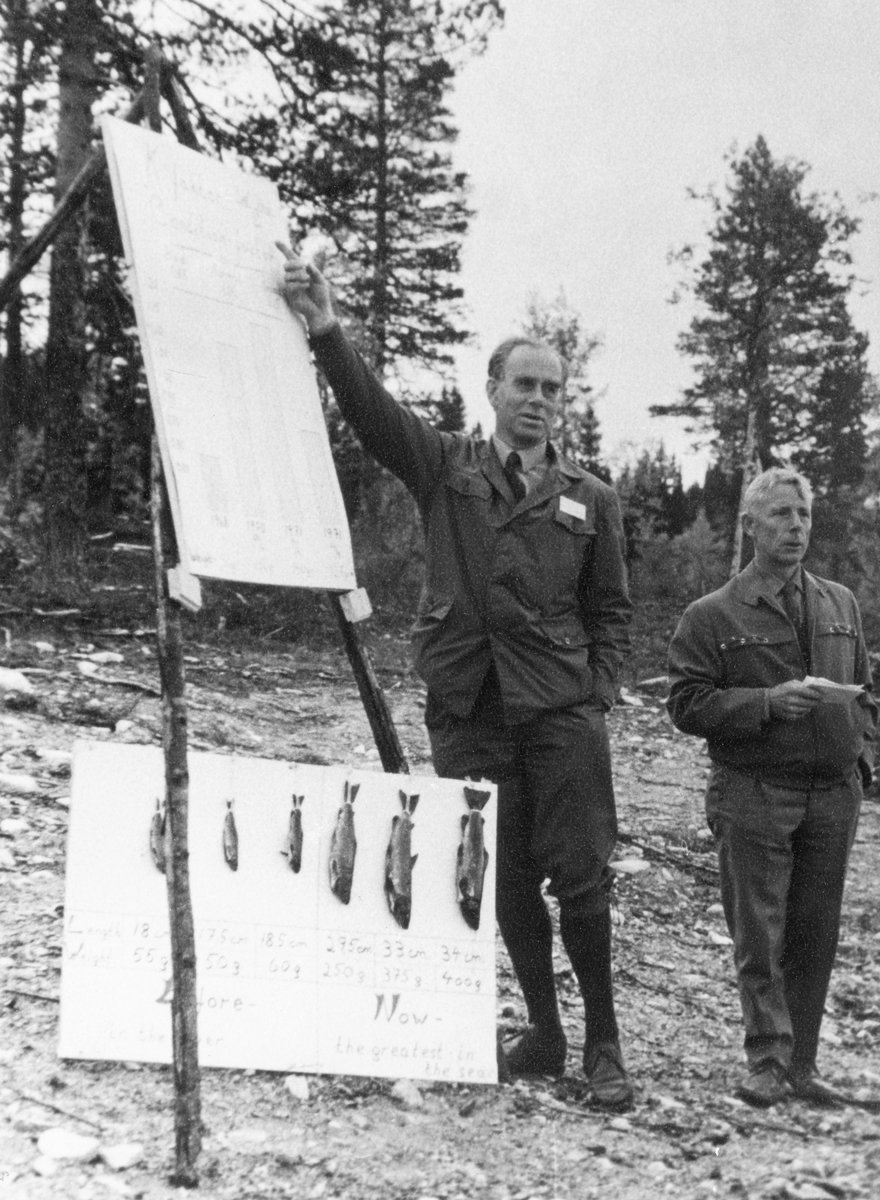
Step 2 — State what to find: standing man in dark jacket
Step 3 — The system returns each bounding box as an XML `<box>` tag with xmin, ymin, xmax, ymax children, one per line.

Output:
<box><xmin>667</xmin><ymin>467</ymin><xmax>876</xmax><ymax>1106</ymax></box>
<box><xmin>280</xmin><ymin>249</ymin><xmax>634</xmax><ymax>1109</ymax></box>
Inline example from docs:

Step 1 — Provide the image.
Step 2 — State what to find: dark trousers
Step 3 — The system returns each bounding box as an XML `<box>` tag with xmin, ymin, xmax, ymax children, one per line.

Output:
<box><xmin>428</xmin><ymin>698</ymin><xmax>620</xmax><ymax>1048</ymax></box>
<box><xmin>706</xmin><ymin>764</ymin><xmax>861</xmax><ymax>1070</ymax></box>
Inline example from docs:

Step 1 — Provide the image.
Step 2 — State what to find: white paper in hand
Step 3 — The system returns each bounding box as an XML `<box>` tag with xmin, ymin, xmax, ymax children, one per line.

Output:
<box><xmin>803</xmin><ymin>676</ymin><xmax>864</xmax><ymax>704</ymax></box>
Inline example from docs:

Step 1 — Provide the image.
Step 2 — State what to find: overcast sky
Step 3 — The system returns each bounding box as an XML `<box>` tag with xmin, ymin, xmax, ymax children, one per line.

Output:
<box><xmin>448</xmin><ymin>0</ymin><xmax>880</xmax><ymax>484</ymax></box>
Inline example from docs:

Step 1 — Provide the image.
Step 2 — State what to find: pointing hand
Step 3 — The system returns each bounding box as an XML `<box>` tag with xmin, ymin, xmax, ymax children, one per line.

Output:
<box><xmin>276</xmin><ymin>241</ymin><xmax>337</xmax><ymax>337</ymax></box>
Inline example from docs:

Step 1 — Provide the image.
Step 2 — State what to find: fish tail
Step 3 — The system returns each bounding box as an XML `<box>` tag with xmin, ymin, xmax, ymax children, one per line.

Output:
<box><xmin>464</xmin><ymin>786</ymin><xmax>491</xmax><ymax>811</ymax></box>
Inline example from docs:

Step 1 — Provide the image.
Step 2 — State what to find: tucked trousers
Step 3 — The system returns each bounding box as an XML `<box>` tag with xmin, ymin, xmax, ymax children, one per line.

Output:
<box><xmin>706</xmin><ymin>764</ymin><xmax>861</xmax><ymax>1070</ymax></box>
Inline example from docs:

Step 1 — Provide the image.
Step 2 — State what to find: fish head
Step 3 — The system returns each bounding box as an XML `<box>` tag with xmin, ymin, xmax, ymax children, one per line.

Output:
<box><xmin>390</xmin><ymin>894</ymin><xmax>411</xmax><ymax>929</ymax></box>
<box><xmin>458</xmin><ymin>897</ymin><xmax>481</xmax><ymax>931</ymax></box>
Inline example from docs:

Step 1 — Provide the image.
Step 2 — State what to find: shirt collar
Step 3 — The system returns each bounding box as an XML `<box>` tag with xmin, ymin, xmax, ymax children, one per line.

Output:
<box><xmin>491</xmin><ymin>434</ymin><xmax>548</xmax><ymax>473</ymax></box>
<box><xmin>753</xmin><ymin>561</ymin><xmax>803</xmax><ymax>596</ymax></box>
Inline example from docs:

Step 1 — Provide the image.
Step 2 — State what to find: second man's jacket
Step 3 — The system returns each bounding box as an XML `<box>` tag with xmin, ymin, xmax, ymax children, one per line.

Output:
<box><xmin>667</xmin><ymin>559</ymin><xmax>877</xmax><ymax>785</ymax></box>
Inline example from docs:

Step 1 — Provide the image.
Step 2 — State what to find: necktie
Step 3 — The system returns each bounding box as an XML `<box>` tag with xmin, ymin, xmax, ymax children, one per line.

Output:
<box><xmin>504</xmin><ymin>451</ymin><xmax>526</xmax><ymax>503</ymax></box>
<box><xmin>781</xmin><ymin>578</ymin><xmax>810</xmax><ymax>666</ymax></box>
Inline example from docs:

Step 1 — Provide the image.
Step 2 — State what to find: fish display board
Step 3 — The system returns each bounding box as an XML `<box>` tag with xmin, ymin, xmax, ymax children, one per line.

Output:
<box><xmin>101</xmin><ymin>116</ymin><xmax>356</xmax><ymax>591</ymax></box>
<box><xmin>59</xmin><ymin>742</ymin><xmax>498</xmax><ymax>1085</ymax></box>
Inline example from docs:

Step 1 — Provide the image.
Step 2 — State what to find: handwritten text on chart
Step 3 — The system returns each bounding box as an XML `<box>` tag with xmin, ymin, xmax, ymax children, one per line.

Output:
<box><xmin>59</xmin><ymin>743</ymin><xmax>498</xmax><ymax>1083</ymax></box>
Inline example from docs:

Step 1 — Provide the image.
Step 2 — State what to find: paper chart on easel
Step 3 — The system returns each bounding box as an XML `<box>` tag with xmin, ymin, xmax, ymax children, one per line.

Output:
<box><xmin>101</xmin><ymin>115</ymin><xmax>356</xmax><ymax>591</ymax></box>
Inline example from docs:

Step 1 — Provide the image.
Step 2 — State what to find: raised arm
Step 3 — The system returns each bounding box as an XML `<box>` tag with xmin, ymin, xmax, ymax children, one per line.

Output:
<box><xmin>278</xmin><ymin>244</ymin><xmax>448</xmax><ymax>505</ymax></box>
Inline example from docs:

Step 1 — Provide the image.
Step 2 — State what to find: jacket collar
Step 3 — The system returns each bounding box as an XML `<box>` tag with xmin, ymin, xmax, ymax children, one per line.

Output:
<box><xmin>490</xmin><ymin>433</ymin><xmax>548</xmax><ymax>474</ymax></box>
<box><xmin>478</xmin><ymin>439</ymin><xmax>584</xmax><ymax>512</ymax></box>
<box><xmin>734</xmin><ymin>558</ymin><xmax>827</xmax><ymax>608</ymax></box>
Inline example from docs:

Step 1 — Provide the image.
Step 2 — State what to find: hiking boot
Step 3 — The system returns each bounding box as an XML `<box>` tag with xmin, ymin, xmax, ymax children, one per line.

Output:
<box><xmin>736</xmin><ymin>1060</ymin><xmax>790</xmax><ymax>1107</ymax></box>
<box><xmin>504</xmin><ymin>1025</ymin><xmax>567</xmax><ymax>1078</ymax></box>
<box><xmin>788</xmin><ymin>1063</ymin><xmax>841</xmax><ymax>1107</ymax></box>
<box><xmin>583</xmin><ymin>1041</ymin><xmax>634</xmax><ymax>1112</ymax></box>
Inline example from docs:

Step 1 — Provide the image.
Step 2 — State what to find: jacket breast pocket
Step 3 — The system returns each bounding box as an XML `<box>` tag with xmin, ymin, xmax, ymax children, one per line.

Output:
<box><xmin>550</xmin><ymin>504</ymin><xmax>595</xmax><ymax>577</ymax></box>
<box><xmin>814</xmin><ymin>624</ymin><xmax>858</xmax><ymax>677</ymax></box>
<box><xmin>553</xmin><ymin>507</ymin><xmax>595</xmax><ymax>537</ymax></box>
<box><xmin>719</xmin><ymin>631</ymin><xmax>798</xmax><ymax>686</ymax></box>
<box><xmin>446</xmin><ymin>471</ymin><xmax>493</xmax><ymax>501</ymax></box>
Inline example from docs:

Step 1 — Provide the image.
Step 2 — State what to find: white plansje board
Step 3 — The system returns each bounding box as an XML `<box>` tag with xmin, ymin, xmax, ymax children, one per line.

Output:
<box><xmin>59</xmin><ymin>742</ymin><xmax>497</xmax><ymax>1084</ymax></box>
<box><xmin>101</xmin><ymin>116</ymin><xmax>356</xmax><ymax>591</ymax></box>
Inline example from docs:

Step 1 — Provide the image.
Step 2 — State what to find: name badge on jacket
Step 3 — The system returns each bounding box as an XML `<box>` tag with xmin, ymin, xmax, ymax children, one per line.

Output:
<box><xmin>559</xmin><ymin>496</ymin><xmax>586</xmax><ymax>521</ymax></box>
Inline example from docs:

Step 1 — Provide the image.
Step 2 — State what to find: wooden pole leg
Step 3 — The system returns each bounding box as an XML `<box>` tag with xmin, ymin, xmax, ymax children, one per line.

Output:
<box><xmin>329</xmin><ymin>592</ymin><xmax>410</xmax><ymax>776</ymax></box>
<box><xmin>151</xmin><ymin>438</ymin><xmax>201</xmax><ymax>1187</ymax></box>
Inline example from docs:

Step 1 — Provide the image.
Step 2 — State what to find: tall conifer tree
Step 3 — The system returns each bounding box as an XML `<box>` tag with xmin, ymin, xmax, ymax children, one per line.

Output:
<box><xmin>225</xmin><ymin>0</ymin><xmax>503</xmax><ymax>373</ymax></box>
<box><xmin>655</xmin><ymin>136</ymin><xmax>871</xmax><ymax>497</ymax></box>
<box><xmin>521</xmin><ymin>290</ymin><xmax>606</xmax><ymax>478</ymax></box>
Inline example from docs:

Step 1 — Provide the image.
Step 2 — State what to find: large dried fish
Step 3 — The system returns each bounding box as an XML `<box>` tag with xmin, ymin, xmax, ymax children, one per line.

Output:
<box><xmin>285</xmin><ymin>794</ymin><xmax>304</xmax><ymax>873</ymax></box>
<box><xmin>149</xmin><ymin>798</ymin><xmax>166</xmax><ymax>874</ymax></box>
<box><xmin>385</xmin><ymin>790</ymin><xmax>419</xmax><ymax>930</ymax></box>
<box><xmin>457</xmin><ymin>786</ymin><xmax>491</xmax><ymax>930</ymax></box>
<box><xmin>223</xmin><ymin>799</ymin><xmax>239</xmax><ymax>871</ymax></box>
<box><xmin>329</xmin><ymin>781</ymin><xmax>358</xmax><ymax>903</ymax></box>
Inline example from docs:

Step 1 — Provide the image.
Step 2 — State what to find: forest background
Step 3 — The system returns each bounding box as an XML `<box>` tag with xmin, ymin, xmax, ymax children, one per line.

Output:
<box><xmin>2</xmin><ymin>0</ymin><xmax>880</xmax><ymax>686</ymax></box>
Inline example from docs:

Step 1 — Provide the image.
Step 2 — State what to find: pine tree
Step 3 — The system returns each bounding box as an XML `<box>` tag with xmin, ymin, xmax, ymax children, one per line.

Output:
<box><xmin>223</xmin><ymin>0</ymin><xmax>503</xmax><ymax>374</ymax></box>
<box><xmin>614</xmin><ymin>444</ymin><xmax>686</xmax><ymax>564</ymax></box>
<box><xmin>40</xmin><ymin>0</ymin><xmax>101</xmax><ymax>577</ymax></box>
<box><xmin>0</xmin><ymin>0</ymin><xmax>57</xmax><ymax>472</ymax></box>
<box><xmin>655</xmin><ymin>136</ymin><xmax>872</xmax><ymax>500</ymax></box>
<box><xmin>414</xmin><ymin>383</ymin><xmax>466</xmax><ymax>432</ymax></box>
<box><xmin>520</xmin><ymin>290</ymin><xmax>606</xmax><ymax>477</ymax></box>
<box><xmin>0</xmin><ymin>1</ymin><xmax>154</xmax><ymax>574</ymax></box>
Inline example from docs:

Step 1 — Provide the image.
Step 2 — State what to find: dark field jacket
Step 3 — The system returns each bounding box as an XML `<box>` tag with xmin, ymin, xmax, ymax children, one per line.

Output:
<box><xmin>313</xmin><ymin>326</ymin><xmax>631</xmax><ymax>725</ymax></box>
<box><xmin>667</xmin><ymin>560</ymin><xmax>877</xmax><ymax>785</ymax></box>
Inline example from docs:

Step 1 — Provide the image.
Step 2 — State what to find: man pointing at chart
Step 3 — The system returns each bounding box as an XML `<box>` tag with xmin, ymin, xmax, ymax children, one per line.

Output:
<box><xmin>279</xmin><ymin>244</ymin><xmax>635</xmax><ymax>1110</ymax></box>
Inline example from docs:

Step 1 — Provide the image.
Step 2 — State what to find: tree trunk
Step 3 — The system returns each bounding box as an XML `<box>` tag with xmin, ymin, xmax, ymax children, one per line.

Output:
<box><xmin>0</xmin><ymin>0</ymin><xmax>29</xmax><ymax>478</ymax></box>
<box><xmin>729</xmin><ymin>406</ymin><xmax>761</xmax><ymax>578</ymax></box>
<box><xmin>41</xmin><ymin>0</ymin><xmax>99</xmax><ymax>583</ymax></box>
<box><xmin>371</xmin><ymin>0</ymin><xmax>389</xmax><ymax>370</ymax></box>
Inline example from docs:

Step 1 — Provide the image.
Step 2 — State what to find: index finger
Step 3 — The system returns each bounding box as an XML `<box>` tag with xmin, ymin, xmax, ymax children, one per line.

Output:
<box><xmin>275</xmin><ymin>240</ymin><xmax>295</xmax><ymax>261</ymax></box>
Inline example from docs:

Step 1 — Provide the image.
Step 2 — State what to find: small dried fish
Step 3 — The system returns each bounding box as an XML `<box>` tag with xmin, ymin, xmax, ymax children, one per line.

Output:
<box><xmin>329</xmin><ymin>780</ymin><xmax>358</xmax><ymax>903</ymax></box>
<box><xmin>457</xmin><ymin>785</ymin><xmax>491</xmax><ymax>930</ymax></box>
<box><xmin>285</xmin><ymin>794</ymin><xmax>304</xmax><ymax>873</ymax></box>
<box><xmin>385</xmin><ymin>790</ymin><xmax>419</xmax><ymax>930</ymax></box>
<box><xmin>223</xmin><ymin>799</ymin><xmax>239</xmax><ymax>871</ymax></box>
<box><xmin>149</xmin><ymin>798</ymin><xmax>166</xmax><ymax>874</ymax></box>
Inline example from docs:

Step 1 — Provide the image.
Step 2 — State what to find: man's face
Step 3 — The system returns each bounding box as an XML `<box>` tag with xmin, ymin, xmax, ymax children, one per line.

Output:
<box><xmin>487</xmin><ymin>345</ymin><xmax>563</xmax><ymax>450</ymax></box>
<box><xmin>743</xmin><ymin>483</ymin><xmax>812</xmax><ymax>576</ymax></box>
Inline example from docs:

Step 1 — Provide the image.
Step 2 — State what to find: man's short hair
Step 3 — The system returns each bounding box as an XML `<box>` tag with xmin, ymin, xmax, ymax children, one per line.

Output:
<box><xmin>743</xmin><ymin>467</ymin><xmax>814</xmax><ymax>516</ymax></box>
<box><xmin>487</xmin><ymin>337</ymin><xmax>567</xmax><ymax>384</ymax></box>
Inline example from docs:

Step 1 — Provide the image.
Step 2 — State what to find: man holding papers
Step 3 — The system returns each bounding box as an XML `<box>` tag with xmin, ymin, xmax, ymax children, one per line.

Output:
<box><xmin>667</xmin><ymin>467</ymin><xmax>876</xmax><ymax>1106</ymax></box>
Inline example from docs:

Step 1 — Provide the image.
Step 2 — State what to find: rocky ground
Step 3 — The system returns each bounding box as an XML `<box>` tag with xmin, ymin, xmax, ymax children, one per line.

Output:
<box><xmin>1</xmin><ymin>616</ymin><xmax>879</xmax><ymax>1200</ymax></box>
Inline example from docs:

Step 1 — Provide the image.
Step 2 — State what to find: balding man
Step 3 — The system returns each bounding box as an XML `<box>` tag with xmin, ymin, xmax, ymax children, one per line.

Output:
<box><xmin>281</xmin><ymin>249</ymin><xmax>634</xmax><ymax>1109</ymax></box>
<box><xmin>668</xmin><ymin>467</ymin><xmax>876</xmax><ymax>1106</ymax></box>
